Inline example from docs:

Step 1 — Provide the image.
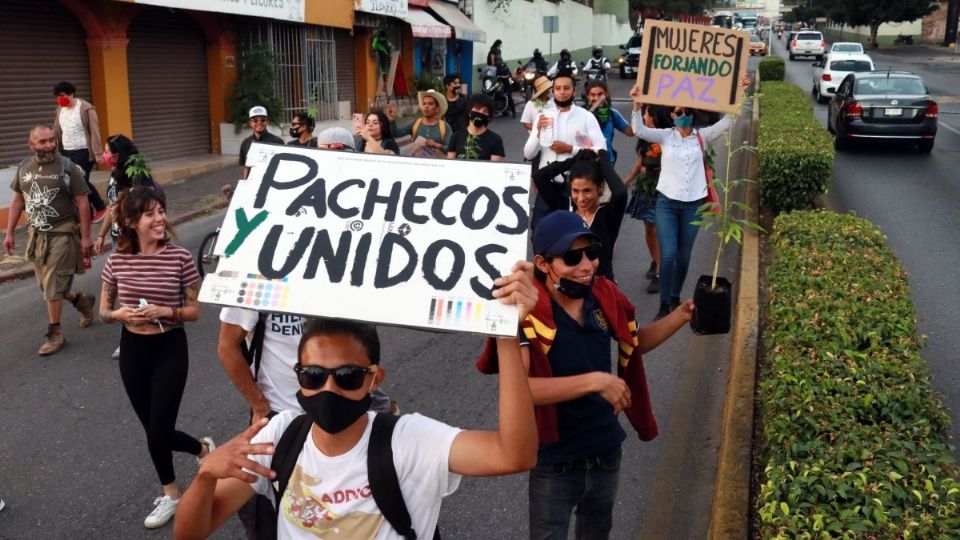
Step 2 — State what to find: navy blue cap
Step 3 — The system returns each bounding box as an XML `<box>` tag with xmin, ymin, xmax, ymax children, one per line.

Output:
<box><xmin>532</xmin><ymin>211</ymin><xmax>601</xmax><ymax>256</ymax></box>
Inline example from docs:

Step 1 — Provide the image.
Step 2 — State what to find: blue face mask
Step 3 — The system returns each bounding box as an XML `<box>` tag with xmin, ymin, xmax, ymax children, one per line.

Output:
<box><xmin>674</xmin><ymin>115</ymin><xmax>693</xmax><ymax>129</ymax></box>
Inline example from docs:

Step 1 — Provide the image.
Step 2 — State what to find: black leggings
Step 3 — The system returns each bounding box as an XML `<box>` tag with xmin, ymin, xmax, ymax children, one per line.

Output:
<box><xmin>119</xmin><ymin>327</ymin><xmax>201</xmax><ymax>485</ymax></box>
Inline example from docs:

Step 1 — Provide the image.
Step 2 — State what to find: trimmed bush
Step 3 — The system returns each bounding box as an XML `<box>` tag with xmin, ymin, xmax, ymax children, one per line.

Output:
<box><xmin>759</xmin><ymin>56</ymin><xmax>785</xmax><ymax>81</ymax></box>
<box><xmin>756</xmin><ymin>210</ymin><xmax>960</xmax><ymax>538</ymax></box>
<box><xmin>758</xmin><ymin>82</ymin><xmax>834</xmax><ymax>213</ymax></box>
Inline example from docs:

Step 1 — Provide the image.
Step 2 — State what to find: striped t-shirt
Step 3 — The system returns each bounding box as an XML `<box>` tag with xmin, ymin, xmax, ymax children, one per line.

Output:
<box><xmin>102</xmin><ymin>244</ymin><xmax>200</xmax><ymax>328</ymax></box>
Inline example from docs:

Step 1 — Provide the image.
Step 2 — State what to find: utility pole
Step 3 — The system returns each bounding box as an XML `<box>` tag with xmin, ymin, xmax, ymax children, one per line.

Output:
<box><xmin>945</xmin><ymin>0</ymin><xmax>959</xmax><ymax>47</ymax></box>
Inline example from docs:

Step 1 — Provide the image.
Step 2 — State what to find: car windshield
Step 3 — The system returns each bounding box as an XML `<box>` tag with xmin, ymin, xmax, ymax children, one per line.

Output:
<box><xmin>626</xmin><ymin>37</ymin><xmax>642</xmax><ymax>48</ymax></box>
<box><xmin>830</xmin><ymin>60</ymin><xmax>872</xmax><ymax>72</ymax></box>
<box><xmin>833</xmin><ymin>44</ymin><xmax>862</xmax><ymax>52</ymax></box>
<box><xmin>797</xmin><ymin>33</ymin><xmax>821</xmax><ymax>40</ymax></box>
<box><xmin>855</xmin><ymin>77</ymin><xmax>927</xmax><ymax>95</ymax></box>
<box><xmin>750</xmin><ymin>35</ymin><xmax>762</xmax><ymax>42</ymax></box>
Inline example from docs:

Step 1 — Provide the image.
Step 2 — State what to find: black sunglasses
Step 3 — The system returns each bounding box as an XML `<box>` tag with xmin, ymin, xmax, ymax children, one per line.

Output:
<box><xmin>294</xmin><ymin>363</ymin><xmax>377</xmax><ymax>391</ymax></box>
<box><xmin>673</xmin><ymin>109</ymin><xmax>693</xmax><ymax>117</ymax></box>
<box><xmin>549</xmin><ymin>243</ymin><xmax>602</xmax><ymax>266</ymax></box>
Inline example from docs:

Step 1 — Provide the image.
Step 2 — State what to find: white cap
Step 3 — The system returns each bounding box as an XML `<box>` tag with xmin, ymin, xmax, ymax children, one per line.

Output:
<box><xmin>248</xmin><ymin>105</ymin><xmax>268</xmax><ymax>119</ymax></box>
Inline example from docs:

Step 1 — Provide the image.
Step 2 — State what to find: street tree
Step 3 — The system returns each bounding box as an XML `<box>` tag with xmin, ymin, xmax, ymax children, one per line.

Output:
<box><xmin>628</xmin><ymin>0</ymin><xmax>712</xmax><ymax>16</ymax></box>
<box><xmin>832</xmin><ymin>0</ymin><xmax>937</xmax><ymax>48</ymax></box>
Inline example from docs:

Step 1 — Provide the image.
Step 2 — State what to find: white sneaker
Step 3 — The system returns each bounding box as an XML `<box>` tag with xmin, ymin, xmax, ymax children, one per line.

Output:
<box><xmin>197</xmin><ymin>436</ymin><xmax>216</xmax><ymax>465</ymax></box>
<box><xmin>144</xmin><ymin>495</ymin><xmax>178</xmax><ymax>529</ymax></box>
<box><xmin>111</xmin><ymin>346</ymin><xmax>120</xmax><ymax>359</ymax></box>
<box><xmin>0</xmin><ymin>498</ymin><xmax>6</xmax><ymax>512</ymax></box>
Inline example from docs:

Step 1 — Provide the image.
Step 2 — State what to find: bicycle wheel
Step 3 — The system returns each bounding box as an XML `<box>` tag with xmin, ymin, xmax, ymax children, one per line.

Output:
<box><xmin>196</xmin><ymin>230</ymin><xmax>220</xmax><ymax>278</ymax></box>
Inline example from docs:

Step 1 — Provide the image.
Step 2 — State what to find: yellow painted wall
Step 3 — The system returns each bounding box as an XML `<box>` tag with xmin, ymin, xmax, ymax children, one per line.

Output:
<box><xmin>306</xmin><ymin>0</ymin><xmax>354</xmax><ymax>29</ymax></box>
<box><xmin>207</xmin><ymin>42</ymin><xmax>238</xmax><ymax>153</ymax></box>
<box><xmin>86</xmin><ymin>38</ymin><xmax>133</xmax><ymax>142</ymax></box>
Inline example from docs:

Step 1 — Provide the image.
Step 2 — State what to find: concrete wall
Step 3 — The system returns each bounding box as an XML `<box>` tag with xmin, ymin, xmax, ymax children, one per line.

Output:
<box><xmin>922</xmin><ymin>2</ymin><xmax>948</xmax><ymax>44</ymax></box>
<box><xmin>820</xmin><ymin>20</ymin><xmax>923</xmax><ymax>46</ymax></box>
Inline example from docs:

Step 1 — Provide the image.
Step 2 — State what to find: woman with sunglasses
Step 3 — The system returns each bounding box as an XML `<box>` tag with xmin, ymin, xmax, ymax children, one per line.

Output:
<box><xmin>629</xmin><ymin>76</ymin><xmax>748</xmax><ymax>319</ymax></box>
<box><xmin>98</xmin><ymin>187</ymin><xmax>213</xmax><ymax>529</ymax></box>
<box><xmin>532</xmin><ymin>148</ymin><xmax>627</xmax><ymax>281</ymax></box>
<box><xmin>356</xmin><ymin>110</ymin><xmax>400</xmax><ymax>155</ymax></box>
<box><xmin>175</xmin><ymin>267</ymin><xmax>540</xmax><ymax>538</ymax></box>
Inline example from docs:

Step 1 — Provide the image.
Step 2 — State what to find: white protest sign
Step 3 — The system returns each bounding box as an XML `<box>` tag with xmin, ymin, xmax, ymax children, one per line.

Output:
<box><xmin>199</xmin><ymin>143</ymin><xmax>531</xmax><ymax>337</ymax></box>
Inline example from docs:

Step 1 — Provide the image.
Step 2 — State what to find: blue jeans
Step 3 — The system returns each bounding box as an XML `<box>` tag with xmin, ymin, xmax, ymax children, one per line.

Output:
<box><xmin>528</xmin><ymin>445</ymin><xmax>622</xmax><ymax>540</ymax></box>
<box><xmin>655</xmin><ymin>193</ymin><xmax>703</xmax><ymax>306</ymax></box>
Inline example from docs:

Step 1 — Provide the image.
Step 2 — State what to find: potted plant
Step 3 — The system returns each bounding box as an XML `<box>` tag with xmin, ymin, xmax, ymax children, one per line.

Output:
<box><xmin>691</xmin><ymin>97</ymin><xmax>763</xmax><ymax>335</ymax></box>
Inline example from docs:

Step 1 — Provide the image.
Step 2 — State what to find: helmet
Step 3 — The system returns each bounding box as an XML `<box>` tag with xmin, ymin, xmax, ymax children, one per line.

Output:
<box><xmin>560</xmin><ymin>49</ymin><xmax>570</xmax><ymax>60</ymax></box>
<box><xmin>592</xmin><ymin>46</ymin><xmax>603</xmax><ymax>58</ymax></box>
<box><xmin>533</xmin><ymin>48</ymin><xmax>542</xmax><ymax>57</ymax></box>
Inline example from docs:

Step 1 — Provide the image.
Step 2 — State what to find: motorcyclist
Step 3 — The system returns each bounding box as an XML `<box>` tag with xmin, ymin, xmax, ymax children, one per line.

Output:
<box><xmin>583</xmin><ymin>46</ymin><xmax>611</xmax><ymax>74</ymax></box>
<box><xmin>547</xmin><ymin>49</ymin><xmax>578</xmax><ymax>78</ymax></box>
<box><xmin>528</xmin><ymin>48</ymin><xmax>549</xmax><ymax>74</ymax></box>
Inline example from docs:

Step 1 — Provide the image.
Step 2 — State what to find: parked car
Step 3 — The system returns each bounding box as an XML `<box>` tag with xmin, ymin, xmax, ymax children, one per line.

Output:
<box><xmin>618</xmin><ymin>32</ymin><xmax>642</xmax><ymax>79</ymax></box>
<box><xmin>789</xmin><ymin>31</ymin><xmax>825</xmax><ymax>60</ymax></box>
<box><xmin>749</xmin><ymin>34</ymin><xmax>768</xmax><ymax>56</ymax></box>
<box><xmin>811</xmin><ymin>54</ymin><xmax>874</xmax><ymax>103</ymax></box>
<box><xmin>827</xmin><ymin>71</ymin><xmax>938</xmax><ymax>152</ymax></box>
<box><xmin>829</xmin><ymin>42</ymin><xmax>865</xmax><ymax>55</ymax></box>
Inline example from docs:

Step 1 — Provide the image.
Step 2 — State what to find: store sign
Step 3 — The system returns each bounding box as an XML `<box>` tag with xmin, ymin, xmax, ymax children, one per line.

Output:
<box><xmin>130</xmin><ymin>0</ymin><xmax>305</xmax><ymax>23</ymax></box>
<box><xmin>199</xmin><ymin>143</ymin><xmax>531</xmax><ymax>337</ymax></box>
<box><xmin>635</xmin><ymin>19</ymin><xmax>749</xmax><ymax>114</ymax></box>
<box><xmin>356</xmin><ymin>0</ymin><xmax>409</xmax><ymax>18</ymax></box>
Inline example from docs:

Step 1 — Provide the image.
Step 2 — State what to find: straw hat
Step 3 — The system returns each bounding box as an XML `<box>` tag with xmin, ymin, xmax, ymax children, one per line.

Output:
<box><xmin>531</xmin><ymin>76</ymin><xmax>551</xmax><ymax>100</ymax></box>
<box><xmin>418</xmin><ymin>89</ymin><xmax>448</xmax><ymax>117</ymax></box>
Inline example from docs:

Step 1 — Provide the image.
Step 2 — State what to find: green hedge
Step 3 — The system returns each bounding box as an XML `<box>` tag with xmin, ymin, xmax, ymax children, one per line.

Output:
<box><xmin>758</xmin><ymin>82</ymin><xmax>834</xmax><ymax>213</ymax></box>
<box><xmin>759</xmin><ymin>56</ymin><xmax>785</xmax><ymax>81</ymax></box>
<box><xmin>756</xmin><ymin>210</ymin><xmax>960</xmax><ymax>538</ymax></box>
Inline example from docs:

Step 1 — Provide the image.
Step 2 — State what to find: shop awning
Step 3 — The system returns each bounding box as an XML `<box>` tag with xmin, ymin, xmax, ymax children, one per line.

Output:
<box><xmin>427</xmin><ymin>1</ymin><xmax>486</xmax><ymax>43</ymax></box>
<box><xmin>405</xmin><ymin>7</ymin><xmax>452</xmax><ymax>39</ymax></box>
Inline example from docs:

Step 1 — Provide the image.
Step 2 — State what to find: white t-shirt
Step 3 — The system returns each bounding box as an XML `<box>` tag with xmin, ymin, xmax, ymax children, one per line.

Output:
<box><xmin>251</xmin><ymin>410</ymin><xmax>462</xmax><ymax>540</ymax></box>
<box><xmin>220</xmin><ymin>307</ymin><xmax>306</xmax><ymax>414</ymax></box>
<box><xmin>521</xmin><ymin>98</ymin><xmax>553</xmax><ymax>128</ymax></box>
<box><xmin>59</xmin><ymin>104</ymin><xmax>86</xmax><ymax>151</ymax></box>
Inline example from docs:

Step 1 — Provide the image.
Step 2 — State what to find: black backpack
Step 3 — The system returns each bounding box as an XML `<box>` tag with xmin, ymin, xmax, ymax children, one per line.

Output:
<box><xmin>240</xmin><ymin>313</ymin><xmax>269</xmax><ymax>379</ymax></box>
<box><xmin>271</xmin><ymin>413</ymin><xmax>440</xmax><ymax>540</ymax></box>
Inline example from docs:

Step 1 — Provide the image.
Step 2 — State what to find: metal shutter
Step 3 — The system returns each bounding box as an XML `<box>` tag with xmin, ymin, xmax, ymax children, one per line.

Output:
<box><xmin>128</xmin><ymin>7</ymin><xmax>211</xmax><ymax>160</ymax></box>
<box><xmin>0</xmin><ymin>0</ymin><xmax>92</xmax><ymax>166</ymax></box>
<box><xmin>335</xmin><ymin>29</ymin><xmax>357</xmax><ymax>114</ymax></box>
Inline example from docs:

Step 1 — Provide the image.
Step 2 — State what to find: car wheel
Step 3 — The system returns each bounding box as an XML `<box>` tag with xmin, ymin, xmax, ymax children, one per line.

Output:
<box><xmin>919</xmin><ymin>140</ymin><xmax>934</xmax><ymax>153</ymax></box>
<box><xmin>833</xmin><ymin>128</ymin><xmax>847</xmax><ymax>151</ymax></box>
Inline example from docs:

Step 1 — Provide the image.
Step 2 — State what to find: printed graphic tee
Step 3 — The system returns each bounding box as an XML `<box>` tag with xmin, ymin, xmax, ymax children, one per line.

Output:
<box><xmin>220</xmin><ymin>307</ymin><xmax>306</xmax><ymax>414</ymax></box>
<box><xmin>11</xmin><ymin>157</ymin><xmax>88</xmax><ymax>233</ymax></box>
<box><xmin>251</xmin><ymin>410</ymin><xmax>462</xmax><ymax>539</ymax></box>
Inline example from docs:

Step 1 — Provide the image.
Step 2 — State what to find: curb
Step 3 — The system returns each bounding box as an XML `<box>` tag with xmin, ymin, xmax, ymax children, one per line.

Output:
<box><xmin>708</xmin><ymin>72</ymin><xmax>762</xmax><ymax>539</ymax></box>
<box><xmin>0</xmin><ymin>198</ymin><xmax>229</xmax><ymax>285</ymax></box>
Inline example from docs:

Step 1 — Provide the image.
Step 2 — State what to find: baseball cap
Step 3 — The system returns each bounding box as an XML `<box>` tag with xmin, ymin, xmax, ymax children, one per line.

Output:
<box><xmin>532</xmin><ymin>211</ymin><xmax>601</xmax><ymax>256</ymax></box>
<box><xmin>317</xmin><ymin>127</ymin><xmax>355</xmax><ymax>150</ymax></box>
<box><xmin>248</xmin><ymin>105</ymin><xmax>268</xmax><ymax>119</ymax></box>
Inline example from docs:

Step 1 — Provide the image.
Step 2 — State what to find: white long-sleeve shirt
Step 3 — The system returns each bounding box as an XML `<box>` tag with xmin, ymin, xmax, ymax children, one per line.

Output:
<box><xmin>630</xmin><ymin>112</ymin><xmax>734</xmax><ymax>202</ymax></box>
<box><xmin>524</xmin><ymin>104</ymin><xmax>606</xmax><ymax>174</ymax></box>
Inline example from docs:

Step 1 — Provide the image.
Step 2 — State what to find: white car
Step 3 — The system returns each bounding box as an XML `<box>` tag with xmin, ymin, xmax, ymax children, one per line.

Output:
<box><xmin>829</xmin><ymin>42</ymin><xmax>865</xmax><ymax>55</ymax></box>
<box><xmin>811</xmin><ymin>54</ymin><xmax>875</xmax><ymax>103</ymax></box>
<box><xmin>789</xmin><ymin>31</ymin><xmax>825</xmax><ymax>60</ymax></box>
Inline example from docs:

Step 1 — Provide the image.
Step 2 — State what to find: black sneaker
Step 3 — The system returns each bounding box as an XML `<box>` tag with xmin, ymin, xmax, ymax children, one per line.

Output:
<box><xmin>654</xmin><ymin>303</ymin><xmax>670</xmax><ymax>321</ymax></box>
<box><xmin>645</xmin><ymin>261</ymin><xmax>657</xmax><ymax>280</ymax></box>
<box><xmin>646</xmin><ymin>275</ymin><xmax>660</xmax><ymax>294</ymax></box>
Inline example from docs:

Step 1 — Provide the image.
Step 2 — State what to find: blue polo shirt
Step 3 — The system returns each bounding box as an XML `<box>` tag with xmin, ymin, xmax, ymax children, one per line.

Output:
<box><xmin>535</xmin><ymin>294</ymin><xmax>627</xmax><ymax>465</ymax></box>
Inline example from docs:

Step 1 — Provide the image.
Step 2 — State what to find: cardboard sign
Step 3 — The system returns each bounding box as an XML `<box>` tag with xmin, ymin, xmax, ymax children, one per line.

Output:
<box><xmin>634</xmin><ymin>20</ymin><xmax>750</xmax><ymax>114</ymax></box>
<box><xmin>198</xmin><ymin>143</ymin><xmax>531</xmax><ymax>337</ymax></box>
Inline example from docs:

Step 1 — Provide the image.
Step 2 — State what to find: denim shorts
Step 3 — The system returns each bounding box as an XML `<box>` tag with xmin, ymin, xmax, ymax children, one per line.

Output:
<box><xmin>626</xmin><ymin>191</ymin><xmax>657</xmax><ymax>225</ymax></box>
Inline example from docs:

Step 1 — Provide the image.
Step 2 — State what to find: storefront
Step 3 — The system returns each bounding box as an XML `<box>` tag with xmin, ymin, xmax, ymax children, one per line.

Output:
<box><xmin>353</xmin><ymin>0</ymin><xmax>417</xmax><ymax>112</ymax></box>
<box><xmin>425</xmin><ymin>0</ymin><xmax>486</xmax><ymax>86</ymax></box>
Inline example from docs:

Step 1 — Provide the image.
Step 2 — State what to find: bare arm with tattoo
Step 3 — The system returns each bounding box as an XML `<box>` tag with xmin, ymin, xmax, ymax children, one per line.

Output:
<box><xmin>180</xmin><ymin>281</ymin><xmax>201</xmax><ymax>322</ymax></box>
<box><xmin>99</xmin><ymin>281</ymin><xmax>138</xmax><ymax>324</ymax></box>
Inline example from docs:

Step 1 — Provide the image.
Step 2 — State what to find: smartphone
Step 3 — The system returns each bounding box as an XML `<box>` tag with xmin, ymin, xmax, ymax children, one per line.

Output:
<box><xmin>352</xmin><ymin>113</ymin><xmax>364</xmax><ymax>133</ymax></box>
<box><xmin>139</xmin><ymin>298</ymin><xmax>149</xmax><ymax>308</ymax></box>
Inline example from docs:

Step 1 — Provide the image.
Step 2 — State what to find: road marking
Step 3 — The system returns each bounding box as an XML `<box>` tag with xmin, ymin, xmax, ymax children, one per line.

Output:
<box><xmin>938</xmin><ymin>120</ymin><xmax>960</xmax><ymax>136</ymax></box>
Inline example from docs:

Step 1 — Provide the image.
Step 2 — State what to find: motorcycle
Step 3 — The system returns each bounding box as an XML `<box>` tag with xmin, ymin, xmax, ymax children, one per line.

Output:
<box><xmin>580</xmin><ymin>60</ymin><xmax>609</xmax><ymax>105</ymax></box>
<box><xmin>478</xmin><ymin>64</ymin><xmax>516</xmax><ymax>117</ymax></box>
<box><xmin>516</xmin><ymin>60</ymin><xmax>546</xmax><ymax>102</ymax></box>
<box><xmin>894</xmin><ymin>33</ymin><xmax>914</xmax><ymax>46</ymax></box>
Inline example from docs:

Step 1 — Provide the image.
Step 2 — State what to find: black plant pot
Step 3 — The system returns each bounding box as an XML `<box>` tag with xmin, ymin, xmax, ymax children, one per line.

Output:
<box><xmin>690</xmin><ymin>275</ymin><xmax>732</xmax><ymax>335</ymax></box>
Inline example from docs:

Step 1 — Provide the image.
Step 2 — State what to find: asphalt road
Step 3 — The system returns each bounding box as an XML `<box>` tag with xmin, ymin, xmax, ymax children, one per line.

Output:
<box><xmin>0</xmin><ymin>67</ymin><xmax>756</xmax><ymax>538</ymax></box>
<box><xmin>773</xmin><ymin>39</ymin><xmax>960</xmax><ymax>452</ymax></box>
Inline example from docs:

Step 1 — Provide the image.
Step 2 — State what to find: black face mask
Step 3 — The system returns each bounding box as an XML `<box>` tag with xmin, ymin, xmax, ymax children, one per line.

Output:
<box><xmin>555</xmin><ymin>277</ymin><xmax>595</xmax><ymax>299</ymax></box>
<box><xmin>296</xmin><ymin>389</ymin><xmax>372</xmax><ymax>434</ymax></box>
<box><xmin>469</xmin><ymin>111</ymin><xmax>490</xmax><ymax>127</ymax></box>
<box><xmin>554</xmin><ymin>96</ymin><xmax>575</xmax><ymax>108</ymax></box>
<box><xmin>289</xmin><ymin>127</ymin><xmax>302</xmax><ymax>138</ymax></box>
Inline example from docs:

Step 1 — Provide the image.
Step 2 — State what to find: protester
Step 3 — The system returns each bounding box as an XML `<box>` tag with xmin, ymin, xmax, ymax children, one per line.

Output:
<box><xmin>624</xmin><ymin>104</ymin><xmax>672</xmax><ymax>295</ymax></box>
<box><xmin>524</xmin><ymin>70</ymin><xmax>604</xmax><ymax>231</ymax></box>
<box><xmin>385</xmin><ymin>90</ymin><xmax>452</xmax><ymax>157</ymax></box>
<box><xmin>487</xmin><ymin>39</ymin><xmax>503</xmax><ymax>66</ymax></box>
<box><xmin>52</xmin><ymin>81</ymin><xmax>107</xmax><ymax>222</ymax></box>
<box><xmin>585</xmin><ymin>80</ymin><xmax>633</xmax><ymax>164</ymax></box>
<box><xmin>94</xmin><ymin>134</ymin><xmax>157</xmax><ymax>359</ymax></box>
<box><xmin>547</xmin><ymin>49</ymin><xmax>578</xmax><ymax>78</ymax></box>
<box><xmin>520</xmin><ymin>75</ymin><xmax>552</xmax><ymax>132</ymax></box>
<box><xmin>443</xmin><ymin>74</ymin><xmax>468</xmax><ymax>134</ymax></box>
<box><xmin>532</xmin><ymin>149</ymin><xmax>626</xmax><ymax>281</ymax></box>
<box><xmin>98</xmin><ymin>187</ymin><xmax>213</xmax><ymax>529</ymax></box>
<box><xmin>174</xmin><ymin>264</ymin><xmax>539</xmax><ymax>538</ymax></box>
<box><xmin>355</xmin><ymin>110</ymin><xmax>400</xmax><ymax>155</ymax></box>
<box><xmin>239</xmin><ymin>106</ymin><xmax>284</xmax><ymax>179</ymax></box>
<box><xmin>448</xmin><ymin>94</ymin><xmax>505</xmax><ymax>161</ymax></box>
<box><xmin>630</xmin><ymin>77</ymin><xmax>747</xmax><ymax>319</ymax></box>
<box><xmin>4</xmin><ymin>125</ymin><xmax>95</xmax><ymax>356</ymax></box>
<box><xmin>286</xmin><ymin>112</ymin><xmax>317</xmax><ymax>148</ymax></box>
<box><xmin>477</xmin><ymin>210</ymin><xmax>694</xmax><ymax>540</ymax></box>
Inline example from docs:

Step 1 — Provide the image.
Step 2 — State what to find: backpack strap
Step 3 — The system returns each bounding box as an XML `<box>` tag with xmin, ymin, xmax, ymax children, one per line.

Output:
<box><xmin>59</xmin><ymin>156</ymin><xmax>74</xmax><ymax>195</ymax></box>
<box><xmin>240</xmin><ymin>313</ymin><xmax>269</xmax><ymax>380</ymax></box>
<box><xmin>270</xmin><ymin>414</ymin><xmax>312</xmax><ymax>508</ymax></box>
<box><xmin>368</xmin><ymin>413</ymin><xmax>418</xmax><ymax>540</ymax></box>
<box><xmin>411</xmin><ymin>118</ymin><xmax>447</xmax><ymax>142</ymax></box>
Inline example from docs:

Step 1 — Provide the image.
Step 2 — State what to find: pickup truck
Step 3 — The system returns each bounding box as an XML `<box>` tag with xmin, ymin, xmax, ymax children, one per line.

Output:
<box><xmin>618</xmin><ymin>33</ymin><xmax>643</xmax><ymax>79</ymax></box>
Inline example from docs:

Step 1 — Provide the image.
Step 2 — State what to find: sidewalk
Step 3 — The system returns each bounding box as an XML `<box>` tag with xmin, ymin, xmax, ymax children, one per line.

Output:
<box><xmin>0</xmin><ymin>154</ymin><xmax>238</xmax><ymax>283</ymax></box>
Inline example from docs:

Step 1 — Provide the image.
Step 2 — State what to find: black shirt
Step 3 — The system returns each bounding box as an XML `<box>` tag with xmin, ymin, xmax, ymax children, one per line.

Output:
<box><xmin>444</xmin><ymin>95</ymin><xmax>468</xmax><ymax>134</ymax></box>
<box><xmin>287</xmin><ymin>137</ymin><xmax>318</xmax><ymax>148</ymax></box>
<box><xmin>357</xmin><ymin>137</ymin><xmax>400</xmax><ymax>155</ymax></box>
<box><xmin>450</xmin><ymin>129</ymin><xmax>505</xmax><ymax>161</ymax></box>
<box><xmin>238</xmin><ymin>132</ymin><xmax>284</xmax><ymax>166</ymax></box>
<box><xmin>532</xmin><ymin>156</ymin><xmax>627</xmax><ymax>281</ymax></box>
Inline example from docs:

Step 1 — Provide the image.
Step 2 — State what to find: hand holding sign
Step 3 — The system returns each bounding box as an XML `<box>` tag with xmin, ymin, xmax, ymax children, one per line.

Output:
<box><xmin>491</xmin><ymin>261</ymin><xmax>538</xmax><ymax>322</ymax></box>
